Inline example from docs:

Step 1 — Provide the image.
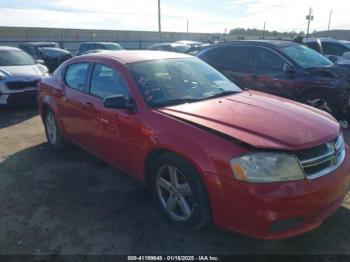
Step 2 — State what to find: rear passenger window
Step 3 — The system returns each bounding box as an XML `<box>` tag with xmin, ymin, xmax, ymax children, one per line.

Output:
<box><xmin>251</xmin><ymin>47</ymin><xmax>285</xmax><ymax>70</ymax></box>
<box><xmin>222</xmin><ymin>46</ymin><xmax>250</xmax><ymax>65</ymax></box>
<box><xmin>90</xmin><ymin>64</ymin><xmax>129</xmax><ymax>99</ymax></box>
<box><xmin>65</xmin><ymin>63</ymin><xmax>89</xmax><ymax>91</ymax></box>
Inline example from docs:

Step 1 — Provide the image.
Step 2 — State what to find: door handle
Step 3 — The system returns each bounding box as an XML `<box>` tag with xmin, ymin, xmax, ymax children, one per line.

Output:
<box><xmin>250</xmin><ymin>74</ymin><xmax>259</xmax><ymax>80</ymax></box>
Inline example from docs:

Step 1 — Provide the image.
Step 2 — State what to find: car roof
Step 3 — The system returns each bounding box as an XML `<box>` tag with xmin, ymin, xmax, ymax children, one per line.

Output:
<box><xmin>150</xmin><ymin>42</ymin><xmax>188</xmax><ymax>47</ymax></box>
<box><xmin>80</xmin><ymin>50</ymin><xmax>190</xmax><ymax>64</ymax></box>
<box><xmin>20</xmin><ymin>42</ymin><xmax>58</xmax><ymax>46</ymax></box>
<box><xmin>0</xmin><ymin>46</ymin><xmax>21</xmax><ymax>51</ymax></box>
<box><xmin>201</xmin><ymin>40</ymin><xmax>296</xmax><ymax>50</ymax></box>
<box><xmin>176</xmin><ymin>40</ymin><xmax>202</xmax><ymax>44</ymax></box>
<box><xmin>304</xmin><ymin>37</ymin><xmax>337</xmax><ymax>43</ymax></box>
<box><xmin>81</xmin><ymin>42</ymin><xmax>119</xmax><ymax>45</ymax></box>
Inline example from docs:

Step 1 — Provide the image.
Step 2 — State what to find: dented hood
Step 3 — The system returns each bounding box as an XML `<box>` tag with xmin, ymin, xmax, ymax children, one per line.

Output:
<box><xmin>158</xmin><ymin>91</ymin><xmax>340</xmax><ymax>150</ymax></box>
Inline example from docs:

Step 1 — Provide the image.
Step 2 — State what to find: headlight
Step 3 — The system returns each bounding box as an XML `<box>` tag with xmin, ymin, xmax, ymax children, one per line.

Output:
<box><xmin>36</xmin><ymin>64</ymin><xmax>49</xmax><ymax>76</ymax></box>
<box><xmin>230</xmin><ymin>152</ymin><xmax>305</xmax><ymax>183</ymax></box>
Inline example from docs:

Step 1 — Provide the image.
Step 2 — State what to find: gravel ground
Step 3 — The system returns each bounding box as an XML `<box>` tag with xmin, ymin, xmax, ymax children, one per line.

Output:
<box><xmin>0</xmin><ymin>107</ymin><xmax>349</xmax><ymax>255</ymax></box>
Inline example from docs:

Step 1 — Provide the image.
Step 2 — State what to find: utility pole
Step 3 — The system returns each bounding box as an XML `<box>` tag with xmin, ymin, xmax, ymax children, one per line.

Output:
<box><xmin>306</xmin><ymin>8</ymin><xmax>314</xmax><ymax>38</ymax></box>
<box><xmin>158</xmin><ymin>0</ymin><xmax>161</xmax><ymax>42</ymax></box>
<box><xmin>186</xmin><ymin>19</ymin><xmax>189</xmax><ymax>40</ymax></box>
<box><xmin>328</xmin><ymin>9</ymin><xmax>333</xmax><ymax>31</ymax></box>
<box><xmin>263</xmin><ymin>22</ymin><xmax>266</xmax><ymax>39</ymax></box>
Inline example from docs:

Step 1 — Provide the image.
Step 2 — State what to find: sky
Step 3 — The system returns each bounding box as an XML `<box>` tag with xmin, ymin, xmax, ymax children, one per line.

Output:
<box><xmin>0</xmin><ymin>0</ymin><xmax>349</xmax><ymax>33</ymax></box>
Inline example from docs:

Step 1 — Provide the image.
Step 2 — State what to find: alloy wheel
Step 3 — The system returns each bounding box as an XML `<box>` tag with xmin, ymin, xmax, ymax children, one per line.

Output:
<box><xmin>156</xmin><ymin>165</ymin><xmax>194</xmax><ymax>221</ymax></box>
<box><xmin>45</xmin><ymin>111</ymin><xmax>57</xmax><ymax>145</ymax></box>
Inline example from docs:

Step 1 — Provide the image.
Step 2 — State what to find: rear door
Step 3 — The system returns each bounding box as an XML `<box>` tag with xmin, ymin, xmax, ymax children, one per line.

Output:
<box><xmin>59</xmin><ymin>62</ymin><xmax>96</xmax><ymax>146</ymax></box>
<box><xmin>249</xmin><ymin>46</ymin><xmax>296</xmax><ymax>97</ymax></box>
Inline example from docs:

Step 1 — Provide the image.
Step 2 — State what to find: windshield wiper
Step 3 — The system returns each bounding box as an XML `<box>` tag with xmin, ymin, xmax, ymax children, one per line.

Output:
<box><xmin>200</xmin><ymin>90</ymin><xmax>239</xmax><ymax>100</ymax></box>
<box><xmin>152</xmin><ymin>98</ymin><xmax>201</xmax><ymax>107</ymax></box>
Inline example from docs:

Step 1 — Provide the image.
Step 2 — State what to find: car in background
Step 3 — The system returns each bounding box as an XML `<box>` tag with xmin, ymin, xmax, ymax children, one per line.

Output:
<box><xmin>77</xmin><ymin>42</ymin><xmax>123</xmax><ymax>56</ymax></box>
<box><xmin>38</xmin><ymin>50</ymin><xmax>350</xmax><ymax>239</ymax></box>
<box><xmin>19</xmin><ymin>42</ymin><xmax>72</xmax><ymax>73</ymax></box>
<box><xmin>197</xmin><ymin>40</ymin><xmax>350</xmax><ymax>120</ymax></box>
<box><xmin>175</xmin><ymin>40</ymin><xmax>203</xmax><ymax>47</ymax></box>
<box><xmin>82</xmin><ymin>49</ymin><xmax>121</xmax><ymax>55</ymax></box>
<box><xmin>0</xmin><ymin>46</ymin><xmax>48</xmax><ymax>106</ymax></box>
<box><xmin>304</xmin><ymin>38</ymin><xmax>350</xmax><ymax>64</ymax></box>
<box><xmin>186</xmin><ymin>43</ymin><xmax>211</xmax><ymax>55</ymax></box>
<box><xmin>147</xmin><ymin>43</ymin><xmax>191</xmax><ymax>53</ymax></box>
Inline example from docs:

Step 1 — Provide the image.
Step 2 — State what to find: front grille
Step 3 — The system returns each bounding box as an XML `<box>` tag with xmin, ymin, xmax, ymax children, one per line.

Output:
<box><xmin>295</xmin><ymin>134</ymin><xmax>345</xmax><ymax>179</ymax></box>
<box><xmin>6</xmin><ymin>80</ymin><xmax>39</xmax><ymax>90</ymax></box>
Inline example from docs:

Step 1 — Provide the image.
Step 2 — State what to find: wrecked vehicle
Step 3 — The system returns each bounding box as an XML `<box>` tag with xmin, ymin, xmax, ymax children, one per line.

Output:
<box><xmin>197</xmin><ymin>40</ymin><xmax>350</xmax><ymax>120</ymax></box>
<box><xmin>38</xmin><ymin>51</ymin><xmax>350</xmax><ymax>239</ymax></box>
<box><xmin>19</xmin><ymin>42</ymin><xmax>72</xmax><ymax>73</ymax></box>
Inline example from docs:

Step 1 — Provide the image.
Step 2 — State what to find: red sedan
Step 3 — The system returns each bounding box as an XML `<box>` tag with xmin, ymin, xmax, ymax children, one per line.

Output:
<box><xmin>37</xmin><ymin>51</ymin><xmax>350</xmax><ymax>239</ymax></box>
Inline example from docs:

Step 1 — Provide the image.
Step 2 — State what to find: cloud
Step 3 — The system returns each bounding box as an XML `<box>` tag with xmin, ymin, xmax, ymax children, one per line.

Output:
<box><xmin>0</xmin><ymin>0</ymin><xmax>349</xmax><ymax>33</ymax></box>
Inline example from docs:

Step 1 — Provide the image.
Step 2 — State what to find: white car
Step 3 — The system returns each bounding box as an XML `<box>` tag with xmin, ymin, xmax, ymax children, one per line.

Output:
<box><xmin>0</xmin><ymin>46</ymin><xmax>48</xmax><ymax>106</ymax></box>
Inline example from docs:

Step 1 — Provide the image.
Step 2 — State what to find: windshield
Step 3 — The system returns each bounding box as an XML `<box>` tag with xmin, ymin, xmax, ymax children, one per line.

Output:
<box><xmin>281</xmin><ymin>44</ymin><xmax>333</xmax><ymax>68</ymax></box>
<box><xmin>340</xmin><ymin>41</ymin><xmax>350</xmax><ymax>49</ymax></box>
<box><xmin>104</xmin><ymin>43</ymin><xmax>123</xmax><ymax>50</ymax></box>
<box><xmin>173</xmin><ymin>45</ymin><xmax>191</xmax><ymax>53</ymax></box>
<box><xmin>129</xmin><ymin>58</ymin><xmax>241</xmax><ymax>107</ymax></box>
<box><xmin>0</xmin><ymin>50</ymin><xmax>35</xmax><ymax>66</ymax></box>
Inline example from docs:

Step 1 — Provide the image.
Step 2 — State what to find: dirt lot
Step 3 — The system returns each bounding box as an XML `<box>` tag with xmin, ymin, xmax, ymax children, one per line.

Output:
<box><xmin>0</xmin><ymin>107</ymin><xmax>350</xmax><ymax>255</ymax></box>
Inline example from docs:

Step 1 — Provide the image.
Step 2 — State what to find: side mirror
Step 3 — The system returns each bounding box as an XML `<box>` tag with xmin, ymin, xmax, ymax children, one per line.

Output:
<box><xmin>103</xmin><ymin>95</ymin><xmax>136</xmax><ymax>110</ymax></box>
<box><xmin>284</xmin><ymin>64</ymin><xmax>296</xmax><ymax>75</ymax></box>
<box><xmin>36</xmin><ymin>59</ymin><xmax>45</xmax><ymax>65</ymax></box>
<box><xmin>343</xmin><ymin>52</ymin><xmax>350</xmax><ymax>60</ymax></box>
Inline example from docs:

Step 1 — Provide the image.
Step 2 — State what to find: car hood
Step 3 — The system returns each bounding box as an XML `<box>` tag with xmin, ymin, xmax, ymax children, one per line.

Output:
<box><xmin>158</xmin><ymin>91</ymin><xmax>339</xmax><ymax>150</ymax></box>
<box><xmin>0</xmin><ymin>65</ymin><xmax>42</xmax><ymax>77</ymax></box>
<box><xmin>308</xmin><ymin>64</ymin><xmax>350</xmax><ymax>80</ymax></box>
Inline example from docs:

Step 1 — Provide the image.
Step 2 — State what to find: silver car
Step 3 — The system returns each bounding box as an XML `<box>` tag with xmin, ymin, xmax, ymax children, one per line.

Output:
<box><xmin>0</xmin><ymin>46</ymin><xmax>49</xmax><ymax>106</ymax></box>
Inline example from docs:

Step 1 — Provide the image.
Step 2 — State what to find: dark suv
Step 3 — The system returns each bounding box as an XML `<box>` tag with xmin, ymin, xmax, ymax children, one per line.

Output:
<box><xmin>197</xmin><ymin>40</ymin><xmax>350</xmax><ymax>119</ymax></box>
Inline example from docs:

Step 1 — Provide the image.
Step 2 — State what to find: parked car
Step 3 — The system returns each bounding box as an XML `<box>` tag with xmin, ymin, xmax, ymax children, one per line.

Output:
<box><xmin>77</xmin><ymin>42</ymin><xmax>123</xmax><ymax>56</ymax></box>
<box><xmin>0</xmin><ymin>46</ymin><xmax>48</xmax><ymax>106</ymax></box>
<box><xmin>186</xmin><ymin>43</ymin><xmax>211</xmax><ymax>55</ymax></box>
<box><xmin>147</xmin><ymin>43</ymin><xmax>191</xmax><ymax>53</ymax></box>
<box><xmin>197</xmin><ymin>40</ymin><xmax>350</xmax><ymax>120</ymax></box>
<box><xmin>19</xmin><ymin>42</ymin><xmax>72</xmax><ymax>73</ymax></box>
<box><xmin>304</xmin><ymin>38</ymin><xmax>350</xmax><ymax>64</ymax></box>
<box><xmin>37</xmin><ymin>50</ymin><xmax>350</xmax><ymax>239</ymax></box>
<box><xmin>82</xmin><ymin>49</ymin><xmax>114</xmax><ymax>55</ymax></box>
<box><xmin>176</xmin><ymin>40</ymin><xmax>203</xmax><ymax>47</ymax></box>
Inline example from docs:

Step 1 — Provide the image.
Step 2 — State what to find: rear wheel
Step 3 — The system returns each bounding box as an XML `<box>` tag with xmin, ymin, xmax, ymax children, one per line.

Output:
<box><xmin>44</xmin><ymin>109</ymin><xmax>67</xmax><ymax>150</ymax></box>
<box><xmin>151</xmin><ymin>153</ymin><xmax>211</xmax><ymax>231</ymax></box>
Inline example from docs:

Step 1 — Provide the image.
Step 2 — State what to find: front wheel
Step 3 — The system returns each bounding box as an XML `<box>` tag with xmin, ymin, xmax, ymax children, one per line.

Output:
<box><xmin>151</xmin><ymin>153</ymin><xmax>211</xmax><ymax>231</ymax></box>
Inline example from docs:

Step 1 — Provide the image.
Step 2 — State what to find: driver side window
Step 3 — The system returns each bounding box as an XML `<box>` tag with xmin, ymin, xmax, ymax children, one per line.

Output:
<box><xmin>90</xmin><ymin>64</ymin><xmax>130</xmax><ymax>100</ymax></box>
<box><xmin>251</xmin><ymin>47</ymin><xmax>285</xmax><ymax>71</ymax></box>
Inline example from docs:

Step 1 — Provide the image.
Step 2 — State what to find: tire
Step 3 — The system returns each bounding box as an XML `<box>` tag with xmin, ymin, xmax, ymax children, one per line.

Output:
<box><xmin>150</xmin><ymin>153</ymin><xmax>211</xmax><ymax>231</ymax></box>
<box><xmin>301</xmin><ymin>93</ymin><xmax>339</xmax><ymax>118</ymax></box>
<box><xmin>43</xmin><ymin>109</ymin><xmax>67</xmax><ymax>150</ymax></box>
